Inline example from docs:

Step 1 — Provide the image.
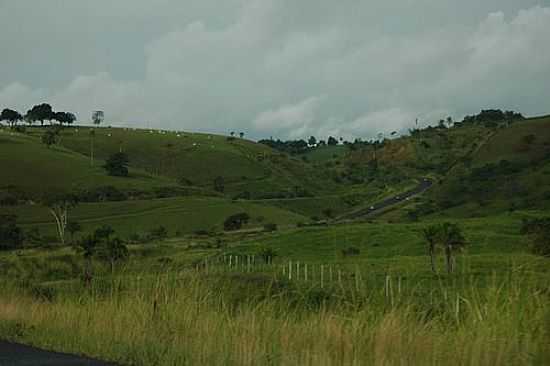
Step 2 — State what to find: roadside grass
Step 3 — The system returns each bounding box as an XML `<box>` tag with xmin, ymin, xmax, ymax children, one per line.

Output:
<box><xmin>0</xmin><ymin>262</ymin><xmax>548</xmax><ymax>365</ymax></box>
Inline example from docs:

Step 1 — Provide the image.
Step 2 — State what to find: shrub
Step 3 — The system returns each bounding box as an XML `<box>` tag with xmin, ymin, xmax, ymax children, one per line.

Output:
<box><xmin>521</xmin><ymin>218</ymin><xmax>550</xmax><ymax>256</ymax></box>
<box><xmin>103</xmin><ymin>152</ymin><xmax>129</xmax><ymax>177</ymax></box>
<box><xmin>149</xmin><ymin>226</ymin><xmax>168</xmax><ymax>241</ymax></box>
<box><xmin>223</xmin><ymin>212</ymin><xmax>250</xmax><ymax>231</ymax></box>
<box><xmin>263</xmin><ymin>223</ymin><xmax>278</xmax><ymax>232</ymax></box>
<box><xmin>341</xmin><ymin>247</ymin><xmax>361</xmax><ymax>257</ymax></box>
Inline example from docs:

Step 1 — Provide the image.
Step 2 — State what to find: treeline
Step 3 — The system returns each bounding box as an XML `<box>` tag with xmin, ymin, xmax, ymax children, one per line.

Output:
<box><xmin>460</xmin><ymin>109</ymin><xmax>524</xmax><ymax>126</ymax></box>
<box><xmin>0</xmin><ymin>103</ymin><xmax>76</xmax><ymax>128</ymax></box>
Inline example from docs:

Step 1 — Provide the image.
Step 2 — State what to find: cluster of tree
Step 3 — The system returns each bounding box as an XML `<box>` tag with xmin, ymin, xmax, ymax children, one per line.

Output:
<box><xmin>423</xmin><ymin>222</ymin><xmax>466</xmax><ymax>274</ymax></box>
<box><xmin>521</xmin><ymin>218</ymin><xmax>550</xmax><ymax>257</ymax></box>
<box><xmin>0</xmin><ymin>103</ymin><xmax>76</xmax><ymax>128</ymax></box>
<box><xmin>461</xmin><ymin>109</ymin><xmax>524</xmax><ymax>126</ymax></box>
<box><xmin>258</xmin><ymin>135</ymin><xmax>342</xmax><ymax>155</ymax></box>
<box><xmin>223</xmin><ymin>212</ymin><xmax>250</xmax><ymax>231</ymax></box>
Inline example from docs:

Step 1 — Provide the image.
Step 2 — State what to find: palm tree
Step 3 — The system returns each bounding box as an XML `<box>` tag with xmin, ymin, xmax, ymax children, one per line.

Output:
<box><xmin>439</xmin><ymin>222</ymin><xmax>466</xmax><ymax>273</ymax></box>
<box><xmin>423</xmin><ymin>225</ymin><xmax>440</xmax><ymax>273</ymax></box>
<box><xmin>423</xmin><ymin>223</ymin><xmax>466</xmax><ymax>274</ymax></box>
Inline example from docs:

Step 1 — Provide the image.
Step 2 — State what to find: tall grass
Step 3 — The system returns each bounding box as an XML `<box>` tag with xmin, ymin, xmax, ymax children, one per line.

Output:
<box><xmin>1</xmin><ymin>266</ymin><xmax>549</xmax><ymax>365</ymax></box>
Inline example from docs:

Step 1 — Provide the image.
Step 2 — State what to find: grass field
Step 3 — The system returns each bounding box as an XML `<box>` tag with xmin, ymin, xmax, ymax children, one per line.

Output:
<box><xmin>0</xmin><ymin>212</ymin><xmax>549</xmax><ymax>365</ymax></box>
<box><xmin>3</xmin><ymin>196</ymin><xmax>308</xmax><ymax>240</ymax></box>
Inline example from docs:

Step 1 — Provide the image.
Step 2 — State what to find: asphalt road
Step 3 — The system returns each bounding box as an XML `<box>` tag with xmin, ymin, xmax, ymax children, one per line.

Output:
<box><xmin>0</xmin><ymin>341</ymin><xmax>116</xmax><ymax>366</ymax></box>
<box><xmin>337</xmin><ymin>178</ymin><xmax>433</xmax><ymax>221</ymax></box>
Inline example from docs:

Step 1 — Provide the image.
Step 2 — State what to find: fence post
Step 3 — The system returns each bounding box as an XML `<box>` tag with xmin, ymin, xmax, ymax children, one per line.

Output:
<box><xmin>305</xmin><ymin>263</ymin><xmax>308</xmax><ymax>281</ymax></box>
<box><xmin>289</xmin><ymin>260</ymin><xmax>292</xmax><ymax>281</ymax></box>
<box><xmin>321</xmin><ymin>265</ymin><xmax>324</xmax><ymax>288</ymax></box>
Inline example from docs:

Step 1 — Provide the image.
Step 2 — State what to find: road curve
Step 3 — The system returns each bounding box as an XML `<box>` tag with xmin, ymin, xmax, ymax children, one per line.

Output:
<box><xmin>337</xmin><ymin>178</ymin><xmax>433</xmax><ymax>221</ymax></box>
<box><xmin>0</xmin><ymin>340</ymin><xmax>116</xmax><ymax>366</ymax></box>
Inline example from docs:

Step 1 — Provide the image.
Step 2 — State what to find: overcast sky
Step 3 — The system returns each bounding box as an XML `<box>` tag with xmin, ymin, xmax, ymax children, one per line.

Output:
<box><xmin>1</xmin><ymin>1</ymin><xmax>549</xmax><ymax>140</ymax></box>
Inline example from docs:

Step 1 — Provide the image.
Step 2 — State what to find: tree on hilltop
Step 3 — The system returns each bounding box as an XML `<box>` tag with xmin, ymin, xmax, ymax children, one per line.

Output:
<box><xmin>26</xmin><ymin>103</ymin><xmax>53</xmax><ymax>126</ymax></box>
<box><xmin>0</xmin><ymin>108</ymin><xmax>23</xmax><ymax>128</ymax></box>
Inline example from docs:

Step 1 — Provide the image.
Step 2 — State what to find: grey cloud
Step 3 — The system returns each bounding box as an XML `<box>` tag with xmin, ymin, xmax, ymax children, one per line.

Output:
<box><xmin>1</xmin><ymin>1</ymin><xmax>549</xmax><ymax>140</ymax></box>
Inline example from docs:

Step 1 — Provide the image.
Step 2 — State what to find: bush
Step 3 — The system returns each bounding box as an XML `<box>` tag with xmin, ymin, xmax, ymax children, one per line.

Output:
<box><xmin>341</xmin><ymin>247</ymin><xmax>361</xmax><ymax>257</ymax></box>
<box><xmin>103</xmin><ymin>152</ymin><xmax>129</xmax><ymax>177</ymax></box>
<box><xmin>148</xmin><ymin>226</ymin><xmax>168</xmax><ymax>241</ymax></box>
<box><xmin>263</xmin><ymin>223</ymin><xmax>278</xmax><ymax>232</ymax></box>
<box><xmin>521</xmin><ymin>218</ymin><xmax>550</xmax><ymax>256</ymax></box>
<box><xmin>78</xmin><ymin>186</ymin><xmax>127</xmax><ymax>202</ymax></box>
<box><xmin>224</xmin><ymin>212</ymin><xmax>250</xmax><ymax>231</ymax></box>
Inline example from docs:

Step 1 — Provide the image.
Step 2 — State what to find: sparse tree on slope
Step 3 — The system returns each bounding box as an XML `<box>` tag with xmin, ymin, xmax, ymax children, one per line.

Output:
<box><xmin>43</xmin><ymin>192</ymin><xmax>79</xmax><ymax>246</ymax></box>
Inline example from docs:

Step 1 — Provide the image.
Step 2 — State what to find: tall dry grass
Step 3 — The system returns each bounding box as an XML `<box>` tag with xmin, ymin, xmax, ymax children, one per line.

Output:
<box><xmin>0</xmin><ymin>269</ymin><xmax>549</xmax><ymax>365</ymax></box>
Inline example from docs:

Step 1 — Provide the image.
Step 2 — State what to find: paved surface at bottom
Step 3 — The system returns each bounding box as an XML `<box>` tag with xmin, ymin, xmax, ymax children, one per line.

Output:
<box><xmin>0</xmin><ymin>341</ymin><xmax>116</xmax><ymax>366</ymax></box>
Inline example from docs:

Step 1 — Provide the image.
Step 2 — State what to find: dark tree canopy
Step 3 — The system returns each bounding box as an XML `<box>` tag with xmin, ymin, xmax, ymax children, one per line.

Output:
<box><xmin>0</xmin><ymin>108</ymin><xmax>23</xmax><ymax>127</ymax></box>
<box><xmin>224</xmin><ymin>212</ymin><xmax>250</xmax><ymax>231</ymax></box>
<box><xmin>53</xmin><ymin>111</ymin><xmax>76</xmax><ymax>125</ymax></box>
<box><xmin>327</xmin><ymin>136</ymin><xmax>338</xmax><ymax>146</ymax></box>
<box><xmin>103</xmin><ymin>152</ymin><xmax>130</xmax><ymax>177</ymax></box>
<box><xmin>26</xmin><ymin>103</ymin><xmax>54</xmax><ymax>126</ymax></box>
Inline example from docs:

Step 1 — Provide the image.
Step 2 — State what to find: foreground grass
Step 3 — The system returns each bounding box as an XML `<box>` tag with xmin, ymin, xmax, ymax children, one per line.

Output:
<box><xmin>1</xmin><ymin>265</ymin><xmax>549</xmax><ymax>365</ymax></box>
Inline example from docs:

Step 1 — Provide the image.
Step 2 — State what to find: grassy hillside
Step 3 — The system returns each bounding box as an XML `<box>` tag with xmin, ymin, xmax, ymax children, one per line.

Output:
<box><xmin>0</xmin><ymin>129</ymin><xmax>185</xmax><ymax>199</ymax></box>
<box><xmin>3</xmin><ymin>196</ymin><xmax>307</xmax><ymax>240</ymax></box>
<box><xmin>34</xmin><ymin>126</ymin><xmax>337</xmax><ymax>198</ymax></box>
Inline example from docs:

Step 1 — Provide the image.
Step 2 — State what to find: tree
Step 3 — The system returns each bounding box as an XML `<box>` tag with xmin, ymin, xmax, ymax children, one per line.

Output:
<box><xmin>224</xmin><ymin>212</ymin><xmax>250</xmax><ymax>231</ymax></box>
<box><xmin>53</xmin><ymin>111</ymin><xmax>76</xmax><ymax>126</ymax></box>
<box><xmin>308</xmin><ymin>136</ymin><xmax>317</xmax><ymax>146</ymax></box>
<box><xmin>423</xmin><ymin>223</ymin><xmax>466</xmax><ymax>274</ymax></box>
<box><xmin>0</xmin><ymin>215</ymin><xmax>24</xmax><ymax>250</ymax></box>
<box><xmin>41</xmin><ymin>128</ymin><xmax>59</xmax><ymax>147</ymax></box>
<box><xmin>230</xmin><ymin>131</ymin><xmax>235</xmax><ymax>137</ymax></box>
<box><xmin>43</xmin><ymin>192</ymin><xmax>79</xmax><ymax>246</ymax></box>
<box><xmin>103</xmin><ymin>152</ymin><xmax>129</xmax><ymax>177</ymax></box>
<box><xmin>92</xmin><ymin>111</ymin><xmax>104</xmax><ymax>126</ymax></box>
<box><xmin>239</xmin><ymin>132</ymin><xmax>244</xmax><ymax>138</ymax></box>
<box><xmin>423</xmin><ymin>225</ymin><xmax>440</xmax><ymax>273</ymax></box>
<box><xmin>67</xmin><ymin>221</ymin><xmax>82</xmax><ymax>244</ymax></box>
<box><xmin>75</xmin><ymin>234</ymin><xmax>99</xmax><ymax>286</ymax></box>
<box><xmin>214</xmin><ymin>176</ymin><xmax>225</xmax><ymax>193</ymax></box>
<box><xmin>257</xmin><ymin>245</ymin><xmax>277</xmax><ymax>264</ymax></box>
<box><xmin>96</xmin><ymin>237</ymin><xmax>129</xmax><ymax>273</ymax></box>
<box><xmin>26</xmin><ymin>103</ymin><xmax>53</xmax><ymax>126</ymax></box>
<box><xmin>0</xmin><ymin>109</ymin><xmax>23</xmax><ymax>128</ymax></box>
<box><xmin>327</xmin><ymin>136</ymin><xmax>338</xmax><ymax>146</ymax></box>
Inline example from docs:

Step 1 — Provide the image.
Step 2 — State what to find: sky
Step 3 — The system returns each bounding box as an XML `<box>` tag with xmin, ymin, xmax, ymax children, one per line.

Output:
<box><xmin>1</xmin><ymin>0</ymin><xmax>549</xmax><ymax>140</ymax></box>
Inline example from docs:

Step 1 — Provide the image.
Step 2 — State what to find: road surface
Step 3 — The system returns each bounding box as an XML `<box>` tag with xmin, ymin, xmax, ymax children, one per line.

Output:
<box><xmin>337</xmin><ymin>178</ymin><xmax>433</xmax><ymax>221</ymax></box>
<box><xmin>0</xmin><ymin>340</ymin><xmax>116</xmax><ymax>366</ymax></box>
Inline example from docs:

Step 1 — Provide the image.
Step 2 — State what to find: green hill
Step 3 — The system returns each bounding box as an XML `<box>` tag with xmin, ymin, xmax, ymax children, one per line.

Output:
<box><xmin>34</xmin><ymin>126</ymin><xmax>337</xmax><ymax>199</ymax></box>
<box><xmin>0</xmin><ymin>129</ymin><xmax>188</xmax><ymax>200</ymax></box>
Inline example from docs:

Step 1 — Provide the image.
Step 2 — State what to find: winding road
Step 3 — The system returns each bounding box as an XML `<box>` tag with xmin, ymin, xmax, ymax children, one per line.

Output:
<box><xmin>0</xmin><ymin>341</ymin><xmax>115</xmax><ymax>366</ymax></box>
<box><xmin>336</xmin><ymin>178</ymin><xmax>433</xmax><ymax>221</ymax></box>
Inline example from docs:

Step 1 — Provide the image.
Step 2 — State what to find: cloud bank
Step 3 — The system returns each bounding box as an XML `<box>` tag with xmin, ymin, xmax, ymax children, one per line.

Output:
<box><xmin>0</xmin><ymin>1</ymin><xmax>549</xmax><ymax>140</ymax></box>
